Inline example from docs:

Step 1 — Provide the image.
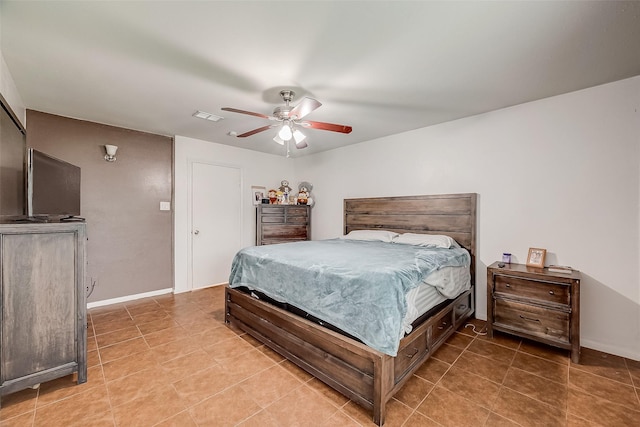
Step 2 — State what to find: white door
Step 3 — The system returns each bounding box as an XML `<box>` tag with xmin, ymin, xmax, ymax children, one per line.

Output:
<box><xmin>191</xmin><ymin>162</ymin><xmax>241</xmax><ymax>289</ymax></box>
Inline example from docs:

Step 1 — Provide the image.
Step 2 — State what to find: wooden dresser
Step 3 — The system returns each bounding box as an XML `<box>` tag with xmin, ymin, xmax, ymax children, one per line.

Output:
<box><xmin>256</xmin><ymin>204</ymin><xmax>310</xmax><ymax>245</ymax></box>
<box><xmin>486</xmin><ymin>261</ymin><xmax>581</xmax><ymax>363</ymax></box>
<box><xmin>0</xmin><ymin>221</ymin><xmax>87</xmax><ymax>406</ymax></box>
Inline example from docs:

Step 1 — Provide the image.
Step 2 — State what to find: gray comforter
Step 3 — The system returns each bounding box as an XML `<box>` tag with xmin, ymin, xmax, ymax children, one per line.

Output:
<box><xmin>228</xmin><ymin>239</ymin><xmax>470</xmax><ymax>356</ymax></box>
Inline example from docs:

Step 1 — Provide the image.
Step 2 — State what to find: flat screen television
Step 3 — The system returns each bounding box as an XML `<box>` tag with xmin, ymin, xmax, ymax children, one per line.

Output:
<box><xmin>26</xmin><ymin>148</ymin><xmax>81</xmax><ymax>219</ymax></box>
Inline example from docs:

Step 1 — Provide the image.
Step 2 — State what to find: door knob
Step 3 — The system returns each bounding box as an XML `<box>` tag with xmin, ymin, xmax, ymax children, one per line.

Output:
<box><xmin>194</xmin><ymin>229</ymin><xmax>200</xmax><ymax>235</ymax></box>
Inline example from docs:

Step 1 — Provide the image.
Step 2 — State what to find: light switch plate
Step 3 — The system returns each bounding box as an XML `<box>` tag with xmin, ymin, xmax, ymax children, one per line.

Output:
<box><xmin>160</xmin><ymin>201</ymin><xmax>171</xmax><ymax>211</ymax></box>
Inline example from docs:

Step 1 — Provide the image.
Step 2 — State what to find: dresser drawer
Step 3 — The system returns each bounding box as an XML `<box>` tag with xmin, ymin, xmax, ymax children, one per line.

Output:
<box><xmin>494</xmin><ymin>275</ymin><xmax>569</xmax><ymax>306</ymax></box>
<box><xmin>260</xmin><ymin>206</ymin><xmax>287</xmax><ymax>215</ymax></box>
<box><xmin>260</xmin><ymin>215</ymin><xmax>285</xmax><ymax>224</ymax></box>
<box><xmin>284</xmin><ymin>206</ymin><xmax>309</xmax><ymax>216</ymax></box>
<box><xmin>262</xmin><ymin>225</ymin><xmax>308</xmax><ymax>240</ymax></box>
<box><xmin>261</xmin><ymin>237</ymin><xmax>307</xmax><ymax>245</ymax></box>
<box><xmin>494</xmin><ymin>299</ymin><xmax>569</xmax><ymax>343</ymax></box>
<box><xmin>285</xmin><ymin>215</ymin><xmax>309</xmax><ymax>224</ymax></box>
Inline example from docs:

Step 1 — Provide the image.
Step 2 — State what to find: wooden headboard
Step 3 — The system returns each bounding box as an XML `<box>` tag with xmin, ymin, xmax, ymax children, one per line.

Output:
<box><xmin>344</xmin><ymin>193</ymin><xmax>477</xmax><ymax>284</ymax></box>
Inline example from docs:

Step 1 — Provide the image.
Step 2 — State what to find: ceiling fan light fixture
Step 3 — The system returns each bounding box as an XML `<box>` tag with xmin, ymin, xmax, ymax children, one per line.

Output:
<box><xmin>293</xmin><ymin>129</ymin><xmax>306</xmax><ymax>145</ymax></box>
<box><xmin>278</xmin><ymin>122</ymin><xmax>293</xmax><ymax>140</ymax></box>
<box><xmin>273</xmin><ymin>135</ymin><xmax>285</xmax><ymax>145</ymax></box>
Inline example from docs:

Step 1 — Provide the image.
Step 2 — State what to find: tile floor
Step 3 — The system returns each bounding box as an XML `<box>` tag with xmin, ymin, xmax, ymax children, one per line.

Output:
<box><xmin>1</xmin><ymin>285</ymin><xmax>639</xmax><ymax>426</ymax></box>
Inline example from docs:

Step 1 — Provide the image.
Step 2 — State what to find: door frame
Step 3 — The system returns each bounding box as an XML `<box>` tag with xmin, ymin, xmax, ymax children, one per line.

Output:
<box><xmin>186</xmin><ymin>159</ymin><xmax>243</xmax><ymax>292</ymax></box>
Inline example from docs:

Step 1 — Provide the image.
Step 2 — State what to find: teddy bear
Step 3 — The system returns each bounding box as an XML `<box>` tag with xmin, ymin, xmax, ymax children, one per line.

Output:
<box><xmin>268</xmin><ymin>189</ymin><xmax>278</xmax><ymax>204</ymax></box>
<box><xmin>279</xmin><ymin>180</ymin><xmax>293</xmax><ymax>204</ymax></box>
<box><xmin>297</xmin><ymin>186</ymin><xmax>309</xmax><ymax>205</ymax></box>
<box><xmin>297</xmin><ymin>181</ymin><xmax>313</xmax><ymax>205</ymax></box>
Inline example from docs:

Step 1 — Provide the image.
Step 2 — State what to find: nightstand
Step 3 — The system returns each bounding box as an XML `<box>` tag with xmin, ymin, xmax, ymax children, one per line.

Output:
<box><xmin>486</xmin><ymin>261</ymin><xmax>581</xmax><ymax>363</ymax></box>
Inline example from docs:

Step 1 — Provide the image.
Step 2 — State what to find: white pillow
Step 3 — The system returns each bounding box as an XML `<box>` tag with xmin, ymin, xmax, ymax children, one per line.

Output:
<box><xmin>341</xmin><ymin>229</ymin><xmax>399</xmax><ymax>243</ymax></box>
<box><xmin>393</xmin><ymin>233</ymin><xmax>460</xmax><ymax>248</ymax></box>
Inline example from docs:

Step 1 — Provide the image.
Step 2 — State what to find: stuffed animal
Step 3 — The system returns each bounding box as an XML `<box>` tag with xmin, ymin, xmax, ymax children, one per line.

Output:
<box><xmin>279</xmin><ymin>180</ymin><xmax>293</xmax><ymax>204</ymax></box>
<box><xmin>268</xmin><ymin>189</ymin><xmax>278</xmax><ymax>204</ymax></box>
<box><xmin>298</xmin><ymin>181</ymin><xmax>313</xmax><ymax>206</ymax></box>
<box><xmin>297</xmin><ymin>186</ymin><xmax>309</xmax><ymax>205</ymax></box>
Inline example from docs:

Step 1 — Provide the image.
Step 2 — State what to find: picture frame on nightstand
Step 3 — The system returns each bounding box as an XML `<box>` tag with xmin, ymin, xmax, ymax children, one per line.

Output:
<box><xmin>526</xmin><ymin>247</ymin><xmax>546</xmax><ymax>268</ymax></box>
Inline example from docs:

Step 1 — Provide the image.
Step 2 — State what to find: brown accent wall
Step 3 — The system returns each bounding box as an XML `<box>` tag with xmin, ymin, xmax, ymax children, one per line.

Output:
<box><xmin>26</xmin><ymin>110</ymin><xmax>173</xmax><ymax>302</ymax></box>
<box><xmin>0</xmin><ymin>98</ymin><xmax>26</xmax><ymax>219</ymax></box>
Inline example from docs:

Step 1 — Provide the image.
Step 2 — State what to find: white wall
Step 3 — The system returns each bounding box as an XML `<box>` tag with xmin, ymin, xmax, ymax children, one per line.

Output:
<box><xmin>174</xmin><ymin>135</ymin><xmax>295</xmax><ymax>293</ymax></box>
<box><xmin>295</xmin><ymin>76</ymin><xmax>640</xmax><ymax>360</ymax></box>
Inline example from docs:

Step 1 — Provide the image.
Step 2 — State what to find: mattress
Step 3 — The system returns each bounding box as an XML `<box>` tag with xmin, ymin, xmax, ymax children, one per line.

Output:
<box><xmin>239</xmin><ymin>265</ymin><xmax>470</xmax><ymax>339</ymax></box>
<box><xmin>403</xmin><ymin>265</ymin><xmax>471</xmax><ymax>334</ymax></box>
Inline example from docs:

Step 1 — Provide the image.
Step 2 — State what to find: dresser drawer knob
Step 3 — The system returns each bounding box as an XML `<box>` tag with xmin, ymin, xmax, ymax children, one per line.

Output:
<box><xmin>549</xmin><ymin>290</ymin><xmax>555</xmax><ymax>295</ymax></box>
<box><xmin>519</xmin><ymin>314</ymin><xmax>541</xmax><ymax>323</ymax></box>
<box><xmin>438</xmin><ymin>321</ymin><xmax>448</xmax><ymax>330</ymax></box>
<box><xmin>505</xmin><ymin>283</ymin><xmax>511</xmax><ymax>288</ymax></box>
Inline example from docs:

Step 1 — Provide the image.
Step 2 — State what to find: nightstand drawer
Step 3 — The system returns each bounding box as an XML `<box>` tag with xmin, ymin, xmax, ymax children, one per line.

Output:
<box><xmin>494</xmin><ymin>299</ymin><xmax>569</xmax><ymax>343</ymax></box>
<box><xmin>494</xmin><ymin>275</ymin><xmax>569</xmax><ymax>306</ymax></box>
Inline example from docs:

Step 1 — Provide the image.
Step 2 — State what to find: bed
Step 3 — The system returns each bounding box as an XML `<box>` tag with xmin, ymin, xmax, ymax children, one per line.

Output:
<box><xmin>225</xmin><ymin>193</ymin><xmax>477</xmax><ymax>425</ymax></box>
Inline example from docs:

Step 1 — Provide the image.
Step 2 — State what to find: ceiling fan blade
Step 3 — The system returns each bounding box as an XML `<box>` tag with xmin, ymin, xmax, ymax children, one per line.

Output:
<box><xmin>289</xmin><ymin>97</ymin><xmax>322</xmax><ymax>120</ymax></box>
<box><xmin>302</xmin><ymin>120</ymin><xmax>352</xmax><ymax>134</ymax></box>
<box><xmin>237</xmin><ymin>125</ymin><xmax>274</xmax><ymax>138</ymax></box>
<box><xmin>221</xmin><ymin>107</ymin><xmax>271</xmax><ymax>120</ymax></box>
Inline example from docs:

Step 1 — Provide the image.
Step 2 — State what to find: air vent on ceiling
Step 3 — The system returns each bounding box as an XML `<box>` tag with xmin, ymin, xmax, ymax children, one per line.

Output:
<box><xmin>193</xmin><ymin>110</ymin><xmax>224</xmax><ymax>122</ymax></box>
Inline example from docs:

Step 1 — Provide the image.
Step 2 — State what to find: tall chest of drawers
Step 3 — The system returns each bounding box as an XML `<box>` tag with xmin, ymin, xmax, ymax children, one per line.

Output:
<box><xmin>487</xmin><ymin>262</ymin><xmax>581</xmax><ymax>363</ymax></box>
<box><xmin>256</xmin><ymin>204</ymin><xmax>311</xmax><ymax>245</ymax></box>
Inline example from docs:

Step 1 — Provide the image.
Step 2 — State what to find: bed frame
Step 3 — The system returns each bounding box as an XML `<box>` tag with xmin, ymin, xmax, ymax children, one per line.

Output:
<box><xmin>225</xmin><ymin>193</ymin><xmax>477</xmax><ymax>425</ymax></box>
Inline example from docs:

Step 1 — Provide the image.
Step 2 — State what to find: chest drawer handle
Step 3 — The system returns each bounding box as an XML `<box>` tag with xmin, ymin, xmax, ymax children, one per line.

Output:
<box><xmin>505</xmin><ymin>283</ymin><xmax>511</xmax><ymax>288</ymax></box>
<box><xmin>519</xmin><ymin>315</ymin><xmax>541</xmax><ymax>323</ymax></box>
<box><xmin>438</xmin><ymin>321</ymin><xmax>448</xmax><ymax>330</ymax></box>
<box><xmin>405</xmin><ymin>347</ymin><xmax>419</xmax><ymax>359</ymax></box>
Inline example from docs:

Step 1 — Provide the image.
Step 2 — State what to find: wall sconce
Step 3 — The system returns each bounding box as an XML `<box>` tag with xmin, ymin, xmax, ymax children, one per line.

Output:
<box><xmin>104</xmin><ymin>145</ymin><xmax>118</xmax><ymax>162</ymax></box>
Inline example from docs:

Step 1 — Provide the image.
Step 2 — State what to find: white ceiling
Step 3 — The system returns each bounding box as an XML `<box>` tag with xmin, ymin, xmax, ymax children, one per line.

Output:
<box><xmin>2</xmin><ymin>1</ymin><xmax>640</xmax><ymax>157</ymax></box>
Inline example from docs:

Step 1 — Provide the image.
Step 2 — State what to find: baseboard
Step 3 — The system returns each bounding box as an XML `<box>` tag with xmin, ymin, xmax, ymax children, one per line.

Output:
<box><xmin>87</xmin><ymin>288</ymin><xmax>173</xmax><ymax>309</ymax></box>
<box><xmin>581</xmin><ymin>338</ymin><xmax>640</xmax><ymax>362</ymax></box>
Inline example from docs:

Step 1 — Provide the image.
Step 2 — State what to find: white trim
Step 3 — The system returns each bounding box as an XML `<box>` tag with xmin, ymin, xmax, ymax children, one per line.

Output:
<box><xmin>581</xmin><ymin>338</ymin><xmax>640</xmax><ymax>362</ymax></box>
<box><xmin>193</xmin><ymin>281</ymin><xmax>228</xmax><ymax>291</ymax></box>
<box><xmin>87</xmin><ymin>288</ymin><xmax>173</xmax><ymax>309</ymax></box>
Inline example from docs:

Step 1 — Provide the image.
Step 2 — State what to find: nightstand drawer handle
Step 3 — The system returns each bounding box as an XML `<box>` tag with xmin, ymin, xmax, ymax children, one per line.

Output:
<box><xmin>405</xmin><ymin>347</ymin><xmax>419</xmax><ymax>358</ymax></box>
<box><xmin>549</xmin><ymin>290</ymin><xmax>555</xmax><ymax>295</ymax></box>
<box><xmin>438</xmin><ymin>321</ymin><xmax>448</xmax><ymax>330</ymax></box>
<box><xmin>505</xmin><ymin>283</ymin><xmax>511</xmax><ymax>288</ymax></box>
<box><xmin>519</xmin><ymin>315</ymin><xmax>541</xmax><ymax>323</ymax></box>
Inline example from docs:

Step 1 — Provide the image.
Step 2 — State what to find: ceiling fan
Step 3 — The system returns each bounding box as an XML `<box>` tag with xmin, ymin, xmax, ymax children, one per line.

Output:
<box><xmin>222</xmin><ymin>90</ymin><xmax>352</xmax><ymax>152</ymax></box>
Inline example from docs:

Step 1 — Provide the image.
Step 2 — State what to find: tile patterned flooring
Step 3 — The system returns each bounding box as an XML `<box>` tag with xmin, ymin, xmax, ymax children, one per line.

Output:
<box><xmin>1</xmin><ymin>285</ymin><xmax>639</xmax><ymax>426</ymax></box>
